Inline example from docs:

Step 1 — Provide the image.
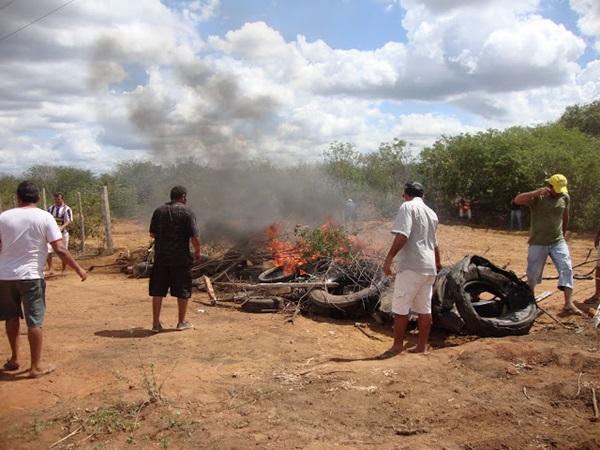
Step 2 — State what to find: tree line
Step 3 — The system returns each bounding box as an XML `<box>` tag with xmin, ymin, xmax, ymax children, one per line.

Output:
<box><xmin>0</xmin><ymin>100</ymin><xmax>599</xmax><ymax>234</ymax></box>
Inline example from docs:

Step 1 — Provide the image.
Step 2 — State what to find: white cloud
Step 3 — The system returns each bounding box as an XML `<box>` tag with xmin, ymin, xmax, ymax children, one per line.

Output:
<box><xmin>570</xmin><ymin>0</ymin><xmax>600</xmax><ymax>51</ymax></box>
<box><xmin>0</xmin><ymin>0</ymin><xmax>597</xmax><ymax>174</ymax></box>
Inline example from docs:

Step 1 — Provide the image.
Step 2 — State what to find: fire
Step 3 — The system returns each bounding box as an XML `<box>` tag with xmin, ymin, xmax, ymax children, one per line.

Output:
<box><xmin>265</xmin><ymin>224</ymin><xmax>306</xmax><ymax>275</ymax></box>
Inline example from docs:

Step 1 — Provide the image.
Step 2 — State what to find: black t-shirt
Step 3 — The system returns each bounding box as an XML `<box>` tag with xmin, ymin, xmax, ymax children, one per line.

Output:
<box><xmin>149</xmin><ymin>202</ymin><xmax>199</xmax><ymax>266</ymax></box>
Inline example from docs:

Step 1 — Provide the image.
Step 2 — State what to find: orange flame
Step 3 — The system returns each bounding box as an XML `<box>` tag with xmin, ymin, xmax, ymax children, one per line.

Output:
<box><xmin>265</xmin><ymin>224</ymin><xmax>306</xmax><ymax>275</ymax></box>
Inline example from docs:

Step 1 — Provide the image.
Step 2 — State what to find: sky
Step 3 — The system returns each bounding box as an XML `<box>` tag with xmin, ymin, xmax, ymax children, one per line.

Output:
<box><xmin>0</xmin><ymin>0</ymin><xmax>599</xmax><ymax>174</ymax></box>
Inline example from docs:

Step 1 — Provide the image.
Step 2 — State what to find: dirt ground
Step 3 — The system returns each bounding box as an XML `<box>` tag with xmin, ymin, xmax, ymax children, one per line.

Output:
<box><xmin>1</xmin><ymin>219</ymin><xmax>600</xmax><ymax>450</ymax></box>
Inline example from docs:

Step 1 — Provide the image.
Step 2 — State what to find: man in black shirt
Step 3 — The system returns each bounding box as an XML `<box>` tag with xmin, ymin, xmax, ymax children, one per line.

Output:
<box><xmin>149</xmin><ymin>186</ymin><xmax>201</xmax><ymax>332</ymax></box>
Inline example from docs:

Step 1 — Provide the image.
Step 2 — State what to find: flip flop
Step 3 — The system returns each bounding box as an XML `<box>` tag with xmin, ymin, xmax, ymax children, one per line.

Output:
<box><xmin>3</xmin><ymin>360</ymin><xmax>19</xmax><ymax>371</ymax></box>
<box><xmin>584</xmin><ymin>296</ymin><xmax>600</xmax><ymax>305</ymax></box>
<box><xmin>29</xmin><ymin>364</ymin><xmax>56</xmax><ymax>379</ymax></box>
<box><xmin>561</xmin><ymin>307</ymin><xmax>583</xmax><ymax>316</ymax></box>
<box><xmin>375</xmin><ymin>349</ymin><xmax>401</xmax><ymax>360</ymax></box>
<box><xmin>151</xmin><ymin>323</ymin><xmax>164</xmax><ymax>333</ymax></box>
<box><xmin>406</xmin><ymin>345</ymin><xmax>429</xmax><ymax>354</ymax></box>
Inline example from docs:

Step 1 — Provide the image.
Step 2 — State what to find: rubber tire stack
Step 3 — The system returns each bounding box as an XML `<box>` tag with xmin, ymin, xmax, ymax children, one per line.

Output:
<box><xmin>432</xmin><ymin>255</ymin><xmax>537</xmax><ymax>337</ymax></box>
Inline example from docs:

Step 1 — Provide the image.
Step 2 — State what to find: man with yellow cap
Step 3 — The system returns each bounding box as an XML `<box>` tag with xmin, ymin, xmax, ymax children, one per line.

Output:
<box><xmin>513</xmin><ymin>174</ymin><xmax>581</xmax><ymax>315</ymax></box>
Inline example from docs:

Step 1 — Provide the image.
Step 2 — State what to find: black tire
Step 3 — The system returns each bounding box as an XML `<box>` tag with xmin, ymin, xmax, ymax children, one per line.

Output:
<box><xmin>430</xmin><ymin>267</ymin><xmax>466</xmax><ymax>333</ymax></box>
<box><xmin>258</xmin><ymin>266</ymin><xmax>297</xmax><ymax>283</ymax></box>
<box><xmin>308</xmin><ymin>276</ymin><xmax>389</xmax><ymax>317</ymax></box>
<box><xmin>448</xmin><ymin>255</ymin><xmax>537</xmax><ymax>337</ymax></box>
<box><xmin>133</xmin><ymin>262</ymin><xmax>152</xmax><ymax>278</ymax></box>
<box><xmin>241</xmin><ymin>296</ymin><xmax>285</xmax><ymax>313</ymax></box>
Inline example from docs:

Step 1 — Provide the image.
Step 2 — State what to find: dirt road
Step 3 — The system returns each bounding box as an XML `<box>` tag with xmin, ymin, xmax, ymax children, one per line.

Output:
<box><xmin>1</xmin><ymin>221</ymin><xmax>599</xmax><ymax>449</ymax></box>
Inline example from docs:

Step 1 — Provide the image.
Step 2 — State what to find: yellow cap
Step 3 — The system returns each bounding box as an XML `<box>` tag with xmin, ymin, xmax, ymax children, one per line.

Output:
<box><xmin>546</xmin><ymin>174</ymin><xmax>568</xmax><ymax>194</ymax></box>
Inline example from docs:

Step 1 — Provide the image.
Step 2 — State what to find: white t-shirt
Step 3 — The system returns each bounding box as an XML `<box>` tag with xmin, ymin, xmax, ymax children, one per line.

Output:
<box><xmin>391</xmin><ymin>197</ymin><xmax>439</xmax><ymax>275</ymax></box>
<box><xmin>0</xmin><ymin>206</ymin><xmax>63</xmax><ymax>280</ymax></box>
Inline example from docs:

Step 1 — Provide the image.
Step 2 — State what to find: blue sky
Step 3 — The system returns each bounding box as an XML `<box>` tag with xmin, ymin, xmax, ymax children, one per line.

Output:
<box><xmin>0</xmin><ymin>0</ymin><xmax>598</xmax><ymax>173</ymax></box>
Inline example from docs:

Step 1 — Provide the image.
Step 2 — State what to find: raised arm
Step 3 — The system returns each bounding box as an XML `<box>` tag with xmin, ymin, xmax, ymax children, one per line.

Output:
<box><xmin>513</xmin><ymin>186</ymin><xmax>553</xmax><ymax>206</ymax></box>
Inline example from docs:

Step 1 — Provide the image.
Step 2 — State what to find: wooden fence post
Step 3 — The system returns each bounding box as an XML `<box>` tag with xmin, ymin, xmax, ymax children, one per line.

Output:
<box><xmin>42</xmin><ymin>188</ymin><xmax>47</xmax><ymax>210</ymax></box>
<box><xmin>77</xmin><ymin>191</ymin><xmax>86</xmax><ymax>252</ymax></box>
<box><xmin>101</xmin><ymin>186</ymin><xmax>114</xmax><ymax>253</ymax></box>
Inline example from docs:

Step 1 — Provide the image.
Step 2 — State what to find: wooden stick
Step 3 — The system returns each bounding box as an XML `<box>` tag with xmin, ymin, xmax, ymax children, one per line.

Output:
<box><xmin>203</xmin><ymin>276</ymin><xmax>217</xmax><ymax>305</ymax></box>
<box><xmin>49</xmin><ymin>426</ymin><xmax>82</xmax><ymax>448</ymax></box>
<box><xmin>576</xmin><ymin>371</ymin><xmax>583</xmax><ymax>397</ymax></box>
<box><xmin>213</xmin><ymin>281</ymin><xmax>339</xmax><ymax>290</ymax></box>
<box><xmin>536</xmin><ymin>303</ymin><xmax>572</xmax><ymax>330</ymax></box>
<box><xmin>592</xmin><ymin>388</ymin><xmax>599</xmax><ymax>422</ymax></box>
<box><xmin>354</xmin><ymin>323</ymin><xmax>384</xmax><ymax>341</ymax></box>
<box><xmin>523</xmin><ymin>386</ymin><xmax>530</xmax><ymax>400</ymax></box>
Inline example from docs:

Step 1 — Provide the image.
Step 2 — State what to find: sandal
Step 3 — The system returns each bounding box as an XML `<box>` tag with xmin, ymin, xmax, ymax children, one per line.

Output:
<box><xmin>151</xmin><ymin>323</ymin><xmax>164</xmax><ymax>333</ymax></box>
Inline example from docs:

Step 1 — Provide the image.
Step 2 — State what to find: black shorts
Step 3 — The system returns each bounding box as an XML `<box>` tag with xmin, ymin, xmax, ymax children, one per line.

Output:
<box><xmin>149</xmin><ymin>265</ymin><xmax>192</xmax><ymax>299</ymax></box>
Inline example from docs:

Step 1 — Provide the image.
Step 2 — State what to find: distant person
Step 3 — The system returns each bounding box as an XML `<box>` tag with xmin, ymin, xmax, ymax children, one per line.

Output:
<box><xmin>0</xmin><ymin>181</ymin><xmax>86</xmax><ymax>378</ymax></box>
<box><xmin>47</xmin><ymin>192</ymin><xmax>73</xmax><ymax>272</ymax></box>
<box><xmin>513</xmin><ymin>174</ymin><xmax>581</xmax><ymax>315</ymax></box>
<box><xmin>457</xmin><ymin>198</ymin><xmax>472</xmax><ymax>221</ymax></box>
<box><xmin>380</xmin><ymin>181</ymin><xmax>441</xmax><ymax>357</ymax></box>
<box><xmin>344</xmin><ymin>198</ymin><xmax>357</xmax><ymax>232</ymax></box>
<box><xmin>510</xmin><ymin>200</ymin><xmax>523</xmax><ymax>230</ymax></box>
<box><xmin>149</xmin><ymin>186</ymin><xmax>201</xmax><ymax>332</ymax></box>
<box><xmin>587</xmin><ymin>225</ymin><xmax>600</xmax><ymax>304</ymax></box>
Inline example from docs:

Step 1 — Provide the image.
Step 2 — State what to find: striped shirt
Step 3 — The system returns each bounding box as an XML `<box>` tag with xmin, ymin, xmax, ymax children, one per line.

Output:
<box><xmin>47</xmin><ymin>204</ymin><xmax>73</xmax><ymax>233</ymax></box>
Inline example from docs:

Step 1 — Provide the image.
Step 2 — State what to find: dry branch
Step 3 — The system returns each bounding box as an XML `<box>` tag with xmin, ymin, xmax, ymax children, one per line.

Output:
<box><xmin>592</xmin><ymin>388</ymin><xmax>599</xmax><ymax>422</ymax></box>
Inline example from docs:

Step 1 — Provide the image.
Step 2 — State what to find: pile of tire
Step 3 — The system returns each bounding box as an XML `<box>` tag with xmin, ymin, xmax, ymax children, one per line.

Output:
<box><xmin>432</xmin><ymin>255</ymin><xmax>537</xmax><ymax>337</ymax></box>
<box><xmin>306</xmin><ymin>260</ymin><xmax>389</xmax><ymax>318</ymax></box>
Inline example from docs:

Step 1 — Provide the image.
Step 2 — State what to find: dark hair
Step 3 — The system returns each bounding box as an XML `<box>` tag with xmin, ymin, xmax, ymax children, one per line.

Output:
<box><xmin>17</xmin><ymin>181</ymin><xmax>40</xmax><ymax>203</ymax></box>
<box><xmin>170</xmin><ymin>185</ymin><xmax>187</xmax><ymax>201</ymax></box>
<box><xmin>53</xmin><ymin>192</ymin><xmax>64</xmax><ymax>199</ymax></box>
<box><xmin>404</xmin><ymin>181</ymin><xmax>424</xmax><ymax>198</ymax></box>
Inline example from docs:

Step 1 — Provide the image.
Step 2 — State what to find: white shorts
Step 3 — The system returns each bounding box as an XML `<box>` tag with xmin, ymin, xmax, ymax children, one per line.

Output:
<box><xmin>48</xmin><ymin>233</ymin><xmax>69</xmax><ymax>254</ymax></box>
<box><xmin>392</xmin><ymin>270</ymin><xmax>435</xmax><ymax>315</ymax></box>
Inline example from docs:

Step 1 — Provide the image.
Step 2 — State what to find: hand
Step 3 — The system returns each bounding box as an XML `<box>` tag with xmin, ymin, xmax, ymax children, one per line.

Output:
<box><xmin>436</xmin><ymin>264</ymin><xmax>443</xmax><ymax>273</ymax></box>
<box><xmin>77</xmin><ymin>268</ymin><xmax>87</xmax><ymax>281</ymax></box>
<box><xmin>537</xmin><ymin>187</ymin><xmax>553</xmax><ymax>198</ymax></box>
<box><xmin>383</xmin><ymin>259</ymin><xmax>394</xmax><ymax>277</ymax></box>
<box><xmin>193</xmin><ymin>251</ymin><xmax>202</xmax><ymax>264</ymax></box>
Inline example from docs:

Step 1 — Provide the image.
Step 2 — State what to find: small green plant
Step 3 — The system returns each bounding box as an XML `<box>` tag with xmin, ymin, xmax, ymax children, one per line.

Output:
<box><xmin>159</xmin><ymin>435</ymin><xmax>170</xmax><ymax>449</ymax></box>
<box><xmin>141</xmin><ymin>363</ymin><xmax>163</xmax><ymax>403</ymax></box>
<box><xmin>31</xmin><ymin>418</ymin><xmax>48</xmax><ymax>436</ymax></box>
<box><xmin>296</xmin><ymin>223</ymin><xmax>355</xmax><ymax>260</ymax></box>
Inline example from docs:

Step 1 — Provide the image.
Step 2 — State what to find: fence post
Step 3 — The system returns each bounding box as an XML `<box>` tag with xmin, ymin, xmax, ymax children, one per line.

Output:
<box><xmin>42</xmin><ymin>188</ymin><xmax>47</xmax><ymax>210</ymax></box>
<box><xmin>77</xmin><ymin>191</ymin><xmax>86</xmax><ymax>252</ymax></box>
<box><xmin>101</xmin><ymin>186</ymin><xmax>114</xmax><ymax>253</ymax></box>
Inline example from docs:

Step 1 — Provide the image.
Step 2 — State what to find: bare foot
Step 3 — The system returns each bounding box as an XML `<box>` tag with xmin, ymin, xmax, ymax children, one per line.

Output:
<box><xmin>29</xmin><ymin>364</ymin><xmax>56</xmax><ymax>379</ymax></box>
<box><xmin>407</xmin><ymin>345</ymin><xmax>429</xmax><ymax>354</ymax></box>
<box><xmin>584</xmin><ymin>295</ymin><xmax>600</xmax><ymax>305</ymax></box>
<box><xmin>562</xmin><ymin>305</ymin><xmax>584</xmax><ymax>316</ymax></box>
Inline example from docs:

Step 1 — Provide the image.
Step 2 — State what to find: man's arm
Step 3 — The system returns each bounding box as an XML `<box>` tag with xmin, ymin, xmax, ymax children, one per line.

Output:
<box><xmin>383</xmin><ymin>233</ymin><xmax>408</xmax><ymax>276</ymax></box>
<box><xmin>60</xmin><ymin>207</ymin><xmax>72</xmax><ymax>232</ymax></box>
<box><xmin>513</xmin><ymin>187</ymin><xmax>553</xmax><ymax>206</ymax></box>
<box><xmin>434</xmin><ymin>245</ymin><xmax>441</xmax><ymax>272</ymax></box>
<box><xmin>562</xmin><ymin>207</ymin><xmax>569</xmax><ymax>235</ymax></box>
<box><xmin>191</xmin><ymin>236</ymin><xmax>201</xmax><ymax>262</ymax></box>
<box><xmin>50</xmin><ymin>240</ymin><xmax>87</xmax><ymax>281</ymax></box>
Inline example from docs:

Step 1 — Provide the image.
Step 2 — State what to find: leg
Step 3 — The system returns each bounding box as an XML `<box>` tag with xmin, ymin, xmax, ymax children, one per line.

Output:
<box><xmin>549</xmin><ymin>241</ymin><xmax>581</xmax><ymax>314</ymax></box>
<box><xmin>413</xmin><ymin>314</ymin><xmax>432</xmax><ymax>353</ymax></box>
<box><xmin>388</xmin><ymin>314</ymin><xmax>409</xmax><ymax>354</ymax></box>
<box><xmin>5</xmin><ymin>318</ymin><xmax>20</xmax><ymax>368</ymax></box>
<box><xmin>526</xmin><ymin>245</ymin><xmax>548</xmax><ymax>292</ymax></box>
<box><xmin>595</xmin><ymin>265</ymin><xmax>600</xmax><ymax>298</ymax></box>
<box><xmin>46</xmin><ymin>254</ymin><xmax>53</xmax><ymax>272</ymax></box>
<box><xmin>152</xmin><ymin>296</ymin><xmax>163</xmax><ymax>329</ymax></box>
<box><xmin>177</xmin><ymin>298</ymin><xmax>189</xmax><ymax>325</ymax></box>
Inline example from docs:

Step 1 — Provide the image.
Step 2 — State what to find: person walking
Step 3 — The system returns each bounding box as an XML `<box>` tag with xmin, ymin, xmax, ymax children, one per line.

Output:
<box><xmin>379</xmin><ymin>181</ymin><xmax>441</xmax><ymax>357</ymax></box>
<box><xmin>149</xmin><ymin>186</ymin><xmax>201</xmax><ymax>332</ymax></box>
<box><xmin>46</xmin><ymin>192</ymin><xmax>73</xmax><ymax>272</ymax></box>
<box><xmin>513</xmin><ymin>174</ymin><xmax>581</xmax><ymax>315</ymax></box>
<box><xmin>0</xmin><ymin>181</ymin><xmax>87</xmax><ymax>378</ymax></box>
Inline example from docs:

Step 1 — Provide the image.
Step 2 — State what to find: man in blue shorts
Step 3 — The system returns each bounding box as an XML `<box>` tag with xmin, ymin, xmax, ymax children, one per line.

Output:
<box><xmin>0</xmin><ymin>181</ymin><xmax>87</xmax><ymax>378</ymax></box>
<box><xmin>513</xmin><ymin>174</ymin><xmax>581</xmax><ymax>315</ymax></box>
<box><xmin>149</xmin><ymin>186</ymin><xmax>201</xmax><ymax>332</ymax></box>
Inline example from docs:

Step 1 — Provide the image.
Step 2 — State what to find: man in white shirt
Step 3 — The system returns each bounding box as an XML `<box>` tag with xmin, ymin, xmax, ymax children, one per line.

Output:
<box><xmin>0</xmin><ymin>181</ymin><xmax>87</xmax><ymax>378</ymax></box>
<box><xmin>47</xmin><ymin>192</ymin><xmax>73</xmax><ymax>272</ymax></box>
<box><xmin>380</xmin><ymin>182</ymin><xmax>441</xmax><ymax>357</ymax></box>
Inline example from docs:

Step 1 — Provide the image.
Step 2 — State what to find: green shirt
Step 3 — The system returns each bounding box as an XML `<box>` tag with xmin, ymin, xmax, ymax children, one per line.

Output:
<box><xmin>528</xmin><ymin>194</ymin><xmax>569</xmax><ymax>245</ymax></box>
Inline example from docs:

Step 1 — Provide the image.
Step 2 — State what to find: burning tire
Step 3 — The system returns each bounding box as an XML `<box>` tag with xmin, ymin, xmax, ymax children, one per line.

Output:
<box><xmin>439</xmin><ymin>255</ymin><xmax>537</xmax><ymax>337</ymax></box>
<box><xmin>258</xmin><ymin>266</ymin><xmax>296</xmax><ymax>283</ymax></box>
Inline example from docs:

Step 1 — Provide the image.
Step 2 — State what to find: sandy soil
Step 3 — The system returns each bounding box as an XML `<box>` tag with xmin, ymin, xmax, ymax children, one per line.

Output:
<box><xmin>1</xmin><ymin>220</ymin><xmax>599</xmax><ymax>450</ymax></box>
